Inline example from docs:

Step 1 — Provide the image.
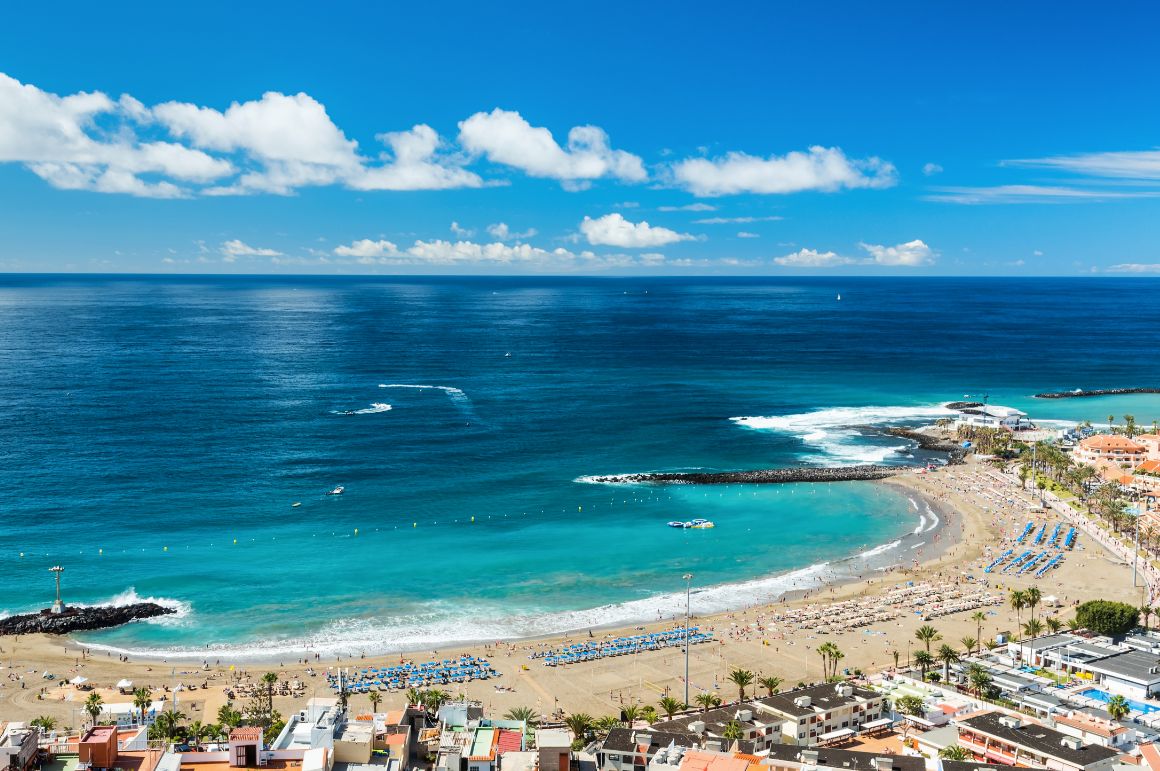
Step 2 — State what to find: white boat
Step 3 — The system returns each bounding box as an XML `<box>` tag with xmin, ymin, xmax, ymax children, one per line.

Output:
<box><xmin>326</xmin><ymin>486</ymin><xmax>345</xmax><ymax>496</ymax></box>
<box><xmin>836</xmin><ymin>294</ymin><xmax>841</xmax><ymax>301</ymax></box>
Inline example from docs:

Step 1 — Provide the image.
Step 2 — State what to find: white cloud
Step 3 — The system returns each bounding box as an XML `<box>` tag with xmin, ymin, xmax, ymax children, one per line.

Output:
<box><xmin>486</xmin><ymin>222</ymin><xmax>538</xmax><ymax>241</ymax></box>
<box><xmin>671</xmin><ymin>145</ymin><xmax>897</xmax><ymax>196</ymax></box>
<box><xmin>737</xmin><ymin>231</ymin><xmax>759</xmax><ymax>238</ymax></box>
<box><xmin>925</xmin><ymin>184</ymin><xmax>1160</xmax><ymax>204</ymax></box>
<box><xmin>1106</xmin><ymin>263</ymin><xmax>1160</xmax><ymax>273</ymax></box>
<box><xmin>658</xmin><ymin>203</ymin><xmax>717</xmax><ymax>212</ymax></box>
<box><xmin>614</xmin><ymin>201</ymin><xmax>639</xmax><ymax>208</ymax></box>
<box><xmin>350</xmin><ymin>124</ymin><xmax>482</xmax><ymax>191</ymax></box>
<box><xmin>333</xmin><ymin>239</ymin><xmax>399</xmax><ymax>258</ymax></box>
<box><xmin>858</xmin><ymin>239</ymin><xmax>933</xmax><ymax>266</ymax></box>
<box><xmin>922</xmin><ymin>162</ymin><xmax>943</xmax><ymax>176</ymax></box>
<box><xmin>579</xmin><ymin>213</ymin><xmax>695</xmax><ymax>248</ymax></box>
<box><xmin>693</xmin><ymin>215</ymin><xmax>783</xmax><ymax>224</ymax></box>
<box><xmin>0</xmin><ymin>72</ymin><xmax>232</xmax><ymax>198</ymax></box>
<box><xmin>221</xmin><ymin>239</ymin><xmax>283</xmax><ymax>260</ymax></box>
<box><xmin>774</xmin><ymin>248</ymin><xmax>852</xmax><ymax>268</ymax></box>
<box><xmin>775</xmin><ymin>239</ymin><xmax>934</xmax><ymax>268</ymax></box>
<box><xmin>1008</xmin><ymin>150</ymin><xmax>1160</xmax><ymax>179</ymax></box>
<box><xmin>450</xmin><ymin>221</ymin><xmax>474</xmax><ymax>237</ymax></box>
<box><xmin>1033</xmin><ymin>249</ymin><xmax>1044</xmax><ymax>256</ymax></box>
<box><xmin>458</xmin><ymin>108</ymin><xmax>646</xmax><ymax>185</ymax></box>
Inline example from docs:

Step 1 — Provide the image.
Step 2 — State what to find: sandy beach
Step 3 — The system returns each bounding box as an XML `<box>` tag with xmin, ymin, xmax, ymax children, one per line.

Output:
<box><xmin>0</xmin><ymin>457</ymin><xmax>1144</xmax><ymax>728</ymax></box>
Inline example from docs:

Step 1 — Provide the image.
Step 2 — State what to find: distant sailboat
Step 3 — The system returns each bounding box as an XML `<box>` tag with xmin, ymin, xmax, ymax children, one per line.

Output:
<box><xmin>836</xmin><ymin>293</ymin><xmax>842</xmax><ymax>301</ymax></box>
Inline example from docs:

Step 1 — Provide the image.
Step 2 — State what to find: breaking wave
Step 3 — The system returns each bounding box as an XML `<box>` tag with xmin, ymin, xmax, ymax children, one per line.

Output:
<box><xmin>331</xmin><ymin>403</ymin><xmax>392</xmax><ymax>415</ymax></box>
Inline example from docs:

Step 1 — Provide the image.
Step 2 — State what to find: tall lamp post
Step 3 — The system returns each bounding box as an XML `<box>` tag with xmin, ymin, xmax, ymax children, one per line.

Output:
<box><xmin>49</xmin><ymin>566</ymin><xmax>65</xmax><ymax>614</ymax></box>
<box><xmin>683</xmin><ymin>573</ymin><xmax>693</xmax><ymax>708</ymax></box>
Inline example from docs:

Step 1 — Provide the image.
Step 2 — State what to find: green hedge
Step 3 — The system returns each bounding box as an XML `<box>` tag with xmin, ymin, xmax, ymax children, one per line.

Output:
<box><xmin>1075</xmin><ymin>600</ymin><xmax>1139</xmax><ymax>636</ymax></box>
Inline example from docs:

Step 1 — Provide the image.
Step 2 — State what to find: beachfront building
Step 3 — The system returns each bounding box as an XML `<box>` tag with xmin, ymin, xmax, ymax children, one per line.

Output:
<box><xmin>1074</xmin><ymin>436</ymin><xmax>1147</xmax><ymax>469</ymax></box>
<box><xmin>955</xmin><ymin>713</ymin><xmax>1120</xmax><ymax>771</ymax></box>
<box><xmin>955</xmin><ymin>406</ymin><xmax>1032</xmax><ymax>431</ymax></box>
<box><xmin>434</xmin><ymin>704</ymin><xmax>532</xmax><ymax>771</ymax></box>
<box><xmin>1052</xmin><ymin>711</ymin><xmax>1135</xmax><ymax>749</ymax></box>
<box><xmin>0</xmin><ymin>723</ymin><xmax>39</xmax><ymax>771</ymax></box>
<box><xmin>754</xmin><ymin>683</ymin><xmax>887</xmax><ymax>746</ymax></box>
<box><xmin>536</xmin><ymin>729</ymin><xmax>573</xmax><ymax>771</ymax></box>
<box><xmin>1080</xmin><ymin>649</ymin><xmax>1160</xmax><ymax>702</ymax></box>
<box><xmin>760</xmin><ymin>744</ymin><xmax>924</xmax><ymax>771</ymax></box>
<box><xmin>651</xmin><ymin>706</ymin><xmax>784</xmax><ymax>751</ymax></box>
<box><xmin>598</xmin><ymin>729</ymin><xmax>701</xmax><ymax>771</ymax></box>
<box><xmin>1136</xmin><ymin>435</ymin><xmax>1160</xmax><ymax>461</ymax></box>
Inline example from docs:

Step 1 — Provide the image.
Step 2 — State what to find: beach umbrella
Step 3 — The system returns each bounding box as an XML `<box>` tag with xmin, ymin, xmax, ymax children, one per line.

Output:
<box><xmin>70</xmin><ymin>676</ymin><xmax>89</xmax><ymax>685</ymax></box>
<box><xmin>116</xmin><ymin>679</ymin><xmax>133</xmax><ymax>689</ymax></box>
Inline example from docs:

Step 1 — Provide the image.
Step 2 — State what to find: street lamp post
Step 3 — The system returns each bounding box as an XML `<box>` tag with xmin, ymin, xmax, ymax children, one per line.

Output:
<box><xmin>683</xmin><ymin>573</ymin><xmax>693</xmax><ymax>708</ymax></box>
<box><xmin>49</xmin><ymin>566</ymin><xmax>65</xmax><ymax>614</ymax></box>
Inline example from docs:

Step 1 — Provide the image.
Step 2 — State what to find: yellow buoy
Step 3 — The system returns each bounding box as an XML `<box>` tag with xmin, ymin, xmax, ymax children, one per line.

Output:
<box><xmin>233</xmin><ymin>538</ymin><xmax>238</xmax><ymax>544</ymax></box>
<box><xmin>413</xmin><ymin>522</ymin><xmax>417</xmax><ymax>528</ymax></box>
<box><xmin>354</xmin><ymin>528</ymin><xmax>359</xmax><ymax>536</ymax></box>
<box><xmin>163</xmin><ymin>546</ymin><xmax>168</xmax><ymax>552</ymax></box>
<box><xmin>471</xmin><ymin>516</ymin><xmax>475</xmax><ymax>523</ymax></box>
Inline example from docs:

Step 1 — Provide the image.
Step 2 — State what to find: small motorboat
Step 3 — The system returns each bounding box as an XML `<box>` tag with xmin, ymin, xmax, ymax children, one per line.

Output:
<box><xmin>326</xmin><ymin>486</ymin><xmax>345</xmax><ymax>496</ymax></box>
<box><xmin>667</xmin><ymin>521</ymin><xmax>690</xmax><ymax>529</ymax></box>
<box><xmin>689</xmin><ymin>518</ymin><xmax>715</xmax><ymax>529</ymax></box>
<box><xmin>292</xmin><ymin>502</ymin><xmax>302</xmax><ymax>508</ymax></box>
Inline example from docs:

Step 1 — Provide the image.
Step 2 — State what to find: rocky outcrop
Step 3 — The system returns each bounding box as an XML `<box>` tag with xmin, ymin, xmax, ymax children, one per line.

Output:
<box><xmin>0</xmin><ymin>603</ymin><xmax>174</xmax><ymax>635</ymax></box>
<box><xmin>586</xmin><ymin>465</ymin><xmax>901</xmax><ymax>485</ymax></box>
<box><xmin>883</xmin><ymin>427</ymin><xmax>966</xmax><ymax>464</ymax></box>
<box><xmin>943</xmin><ymin>401</ymin><xmax>982</xmax><ymax>410</ymax></box>
<box><xmin>1033</xmin><ymin>387</ymin><xmax>1160</xmax><ymax>399</ymax></box>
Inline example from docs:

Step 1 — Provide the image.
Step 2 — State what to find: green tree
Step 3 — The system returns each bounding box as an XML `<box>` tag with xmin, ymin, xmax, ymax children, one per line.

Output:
<box><xmin>967</xmin><ymin>664</ymin><xmax>992</xmax><ymax>697</ymax></box>
<box><xmin>1009</xmin><ymin>590</ymin><xmax>1027</xmax><ymax>638</ymax></box>
<box><xmin>594</xmin><ymin>716</ymin><xmax>621</xmax><ymax>737</ymax></box>
<box><xmin>727</xmin><ymin>668</ymin><xmax>754</xmax><ymax>702</ymax></box>
<box><xmin>915</xmin><ymin>625</ymin><xmax>941</xmax><ymax>653</ymax></box>
<box><xmin>1025</xmin><ymin>587</ymin><xmax>1042</xmax><ymax>622</ymax></box>
<box><xmin>694</xmin><ymin>693</ymin><xmax>721</xmax><ymax>712</ymax></box>
<box><xmin>960</xmin><ymin>637</ymin><xmax>977</xmax><ymax>656</ymax></box>
<box><xmin>1045</xmin><ymin>617</ymin><xmax>1063</xmax><ymax>633</ymax></box>
<box><xmin>505</xmin><ymin>706</ymin><xmax>539</xmax><ymax>726</ymax></box>
<box><xmin>131</xmin><ymin>687</ymin><xmax>153</xmax><ymax>725</ymax></box>
<box><xmin>1106</xmin><ymin>695</ymin><xmax>1131</xmax><ymax>721</ymax></box>
<box><xmin>620</xmin><ymin>705</ymin><xmax>639</xmax><ymax>726</ymax></box>
<box><xmin>1076</xmin><ymin>600</ymin><xmax>1140</xmax><ymax>636</ymax></box>
<box><xmin>217</xmin><ymin>704</ymin><xmax>242</xmax><ymax>729</ymax></box>
<box><xmin>1023</xmin><ymin>618</ymin><xmax>1045</xmax><ymax>639</ymax></box>
<box><xmin>658</xmin><ymin>696</ymin><xmax>684</xmax><ymax>719</ymax></box>
<box><xmin>1142</xmin><ymin>606</ymin><xmax>1154</xmax><ymax>633</ymax></box>
<box><xmin>639</xmin><ymin>705</ymin><xmax>658</xmax><ymax>724</ymax></box>
<box><xmin>84</xmin><ymin>692</ymin><xmax>104</xmax><ymax>727</ymax></box>
<box><xmin>367</xmin><ymin>690</ymin><xmax>382</xmax><ymax>714</ymax></box>
<box><xmin>939</xmin><ymin>746</ymin><xmax>971</xmax><ymax>761</ymax></box>
<box><xmin>895</xmin><ymin>695</ymin><xmax>925</xmax><ymax>716</ymax></box>
<box><xmin>721</xmin><ymin>721</ymin><xmax>744</xmax><ymax>741</ymax></box>
<box><xmin>563</xmin><ymin>713</ymin><xmax>593</xmax><ymax>743</ymax></box>
<box><xmin>936</xmin><ymin>644</ymin><xmax>960</xmax><ymax>682</ymax></box>
<box><xmin>758</xmin><ymin>675</ymin><xmax>782</xmax><ymax>697</ymax></box>
<box><xmin>913</xmin><ymin>650</ymin><xmax>934</xmax><ymax>681</ymax></box>
<box><xmin>971</xmin><ymin>611</ymin><xmax>987</xmax><ymax>653</ymax></box>
<box><xmin>30</xmin><ymin>716</ymin><xmax>57</xmax><ymax>732</ymax></box>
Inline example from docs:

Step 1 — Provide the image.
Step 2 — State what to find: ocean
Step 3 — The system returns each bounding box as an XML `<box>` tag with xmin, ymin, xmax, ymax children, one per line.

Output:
<box><xmin>1</xmin><ymin>275</ymin><xmax>1158</xmax><ymax>659</ymax></box>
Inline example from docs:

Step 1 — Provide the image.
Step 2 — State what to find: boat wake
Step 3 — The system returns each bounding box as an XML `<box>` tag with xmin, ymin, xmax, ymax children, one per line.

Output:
<box><xmin>731</xmin><ymin>404</ymin><xmax>955</xmax><ymax>465</ymax></box>
<box><xmin>331</xmin><ymin>403</ymin><xmax>392</xmax><ymax>415</ymax></box>
<box><xmin>379</xmin><ymin>384</ymin><xmax>480</xmax><ymax>423</ymax></box>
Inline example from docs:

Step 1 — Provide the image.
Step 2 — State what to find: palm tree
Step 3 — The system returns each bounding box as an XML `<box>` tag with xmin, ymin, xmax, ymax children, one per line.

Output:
<box><xmin>1107</xmin><ymin>695</ymin><xmax>1131</xmax><ymax>721</ymax></box>
<box><xmin>188</xmin><ymin>720</ymin><xmax>209</xmax><ymax>751</ymax></box>
<box><xmin>828</xmin><ymin>646</ymin><xmax>845</xmax><ymax>680</ymax></box>
<box><xmin>1125</xmin><ymin>415</ymin><xmax>1138</xmax><ymax>438</ymax></box>
<box><xmin>939</xmin><ymin>746</ymin><xmax>971</xmax><ymax>761</ymax></box>
<box><xmin>915</xmin><ymin>625</ymin><xmax>941</xmax><ymax>653</ymax></box>
<box><xmin>563</xmin><ymin>713</ymin><xmax>593</xmax><ymax>743</ymax></box>
<box><xmin>132</xmin><ymin>687</ymin><xmax>152</xmax><ymax>725</ymax></box>
<box><xmin>721</xmin><ymin>720</ymin><xmax>743</xmax><ymax>742</ymax></box>
<box><xmin>366</xmin><ymin>690</ymin><xmax>382</xmax><ymax>714</ymax></box>
<box><xmin>913</xmin><ymin>650</ymin><xmax>934</xmax><ymax>681</ymax></box>
<box><xmin>404</xmin><ymin>687</ymin><xmax>423</xmax><ymax>706</ymax></box>
<box><xmin>1023</xmin><ymin>618</ymin><xmax>1045</xmax><ymax>639</ymax></box>
<box><xmin>658</xmin><ymin>696</ymin><xmax>684</xmax><ymax>719</ymax></box>
<box><xmin>727</xmin><ymin>668</ymin><xmax>754</xmax><ymax>702</ymax></box>
<box><xmin>1045</xmin><ymin>617</ymin><xmax>1063</xmax><ymax>633</ymax></box>
<box><xmin>1108</xmin><ymin>415</ymin><xmax>1116</xmax><ymax>432</ymax></box>
<box><xmin>1142</xmin><ymin>606</ymin><xmax>1155</xmax><ymax>633</ymax></box>
<box><xmin>594</xmin><ymin>716</ymin><xmax>621</xmax><ymax>737</ymax></box>
<box><xmin>639</xmin><ymin>705</ymin><xmax>658</xmax><ymax>724</ymax></box>
<box><xmin>960</xmin><ymin>637</ymin><xmax>977</xmax><ymax>656</ymax></box>
<box><xmin>1066</xmin><ymin>616</ymin><xmax>1082</xmax><ymax>631</ymax></box>
<box><xmin>966</xmin><ymin>663</ymin><xmax>992</xmax><ymax>697</ymax></box>
<box><xmin>424</xmin><ymin>689</ymin><xmax>451</xmax><ymax>712</ymax></box>
<box><xmin>891</xmin><ymin>649</ymin><xmax>900</xmax><ymax>670</ymax></box>
<box><xmin>505</xmin><ymin>706</ymin><xmax>539</xmax><ymax>726</ymax></box>
<box><xmin>694</xmin><ymin>693</ymin><xmax>721</xmax><ymax>713</ymax></box>
<box><xmin>30</xmin><ymin>716</ymin><xmax>57</xmax><ymax>732</ymax></box>
<box><xmin>758</xmin><ymin>675</ymin><xmax>782</xmax><ymax>697</ymax></box>
<box><xmin>971</xmin><ymin>611</ymin><xmax>987</xmax><ymax>653</ymax></box>
<box><xmin>620</xmin><ymin>705</ymin><xmax>639</xmax><ymax>726</ymax></box>
<box><xmin>936</xmin><ymin>644</ymin><xmax>960</xmax><ymax>682</ymax></box>
<box><xmin>84</xmin><ymin>692</ymin><xmax>104</xmax><ymax>727</ymax></box>
<box><xmin>1025</xmin><ymin>587</ymin><xmax>1042</xmax><ymax>622</ymax></box>
<box><xmin>217</xmin><ymin>705</ymin><xmax>242</xmax><ymax>729</ymax></box>
<box><xmin>983</xmin><ymin>638</ymin><xmax>1000</xmax><ymax>650</ymax></box>
<box><xmin>1010</xmin><ymin>590</ymin><xmax>1027</xmax><ymax>638</ymax></box>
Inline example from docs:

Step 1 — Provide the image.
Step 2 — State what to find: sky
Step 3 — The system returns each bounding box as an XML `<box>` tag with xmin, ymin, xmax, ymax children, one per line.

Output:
<box><xmin>2</xmin><ymin>1</ymin><xmax>1160</xmax><ymax>276</ymax></box>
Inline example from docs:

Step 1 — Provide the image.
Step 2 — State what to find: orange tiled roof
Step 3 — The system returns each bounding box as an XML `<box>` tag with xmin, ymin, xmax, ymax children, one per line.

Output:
<box><xmin>229</xmin><ymin>726</ymin><xmax>263</xmax><ymax>741</ymax></box>
<box><xmin>679</xmin><ymin>749</ymin><xmax>752</xmax><ymax>771</ymax></box>
<box><xmin>1080</xmin><ymin>435</ymin><xmax>1146</xmax><ymax>451</ymax></box>
<box><xmin>1137</xmin><ymin>460</ymin><xmax>1160</xmax><ymax>475</ymax></box>
<box><xmin>1139</xmin><ymin>742</ymin><xmax>1160</xmax><ymax>771</ymax></box>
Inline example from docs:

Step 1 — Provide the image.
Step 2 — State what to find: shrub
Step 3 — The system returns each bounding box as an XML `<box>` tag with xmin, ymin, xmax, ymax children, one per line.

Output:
<box><xmin>1075</xmin><ymin>600</ymin><xmax>1139</xmax><ymax>636</ymax></box>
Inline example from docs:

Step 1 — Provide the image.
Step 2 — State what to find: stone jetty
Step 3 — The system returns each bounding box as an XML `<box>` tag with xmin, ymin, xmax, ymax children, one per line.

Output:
<box><xmin>585</xmin><ymin>465</ymin><xmax>900</xmax><ymax>485</ymax></box>
<box><xmin>0</xmin><ymin>603</ymin><xmax>175</xmax><ymax>635</ymax></box>
<box><xmin>1033</xmin><ymin>387</ymin><xmax>1160</xmax><ymax>399</ymax></box>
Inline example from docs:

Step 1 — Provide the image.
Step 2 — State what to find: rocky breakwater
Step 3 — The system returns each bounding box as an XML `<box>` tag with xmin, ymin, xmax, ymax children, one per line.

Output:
<box><xmin>1034</xmin><ymin>387</ymin><xmax>1160</xmax><ymax>399</ymax></box>
<box><xmin>882</xmin><ymin>427</ymin><xmax>966</xmax><ymax>464</ymax></box>
<box><xmin>0</xmin><ymin>603</ymin><xmax>175</xmax><ymax>635</ymax></box>
<box><xmin>585</xmin><ymin>465</ymin><xmax>900</xmax><ymax>485</ymax></box>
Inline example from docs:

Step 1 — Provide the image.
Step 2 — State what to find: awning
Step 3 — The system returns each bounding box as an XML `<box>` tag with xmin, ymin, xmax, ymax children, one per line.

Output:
<box><xmin>817</xmin><ymin>728</ymin><xmax>856</xmax><ymax>743</ymax></box>
<box><xmin>116</xmin><ymin>679</ymin><xmax>133</xmax><ymax>689</ymax></box>
<box><xmin>860</xmin><ymin>718</ymin><xmax>894</xmax><ymax>731</ymax></box>
<box><xmin>70</xmin><ymin>676</ymin><xmax>89</xmax><ymax>685</ymax></box>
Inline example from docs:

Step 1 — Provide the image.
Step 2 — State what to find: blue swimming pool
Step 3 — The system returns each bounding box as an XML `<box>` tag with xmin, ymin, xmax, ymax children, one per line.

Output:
<box><xmin>1080</xmin><ymin>688</ymin><xmax>1160</xmax><ymax>715</ymax></box>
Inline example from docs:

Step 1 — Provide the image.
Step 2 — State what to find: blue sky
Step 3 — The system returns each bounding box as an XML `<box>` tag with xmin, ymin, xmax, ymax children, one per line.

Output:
<box><xmin>2</xmin><ymin>1</ymin><xmax>1159</xmax><ymax>275</ymax></box>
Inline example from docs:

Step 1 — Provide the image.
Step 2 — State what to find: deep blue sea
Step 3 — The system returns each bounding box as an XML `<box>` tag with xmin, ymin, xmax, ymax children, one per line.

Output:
<box><xmin>2</xmin><ymin>275</ymin><xmax>1159</xmax><ymax>660</ymax></box>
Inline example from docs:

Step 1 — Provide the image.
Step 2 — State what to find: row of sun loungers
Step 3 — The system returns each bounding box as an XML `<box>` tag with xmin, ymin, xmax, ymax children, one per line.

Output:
<box><xmin>325</xmin><ymin>655</ymin><xmax>497</xmax><ymax>692</ymax></box>
<box><xmin>536</xmin><ymin>628</ymin><xmax>714</xmax><ymax>666</ymax></box>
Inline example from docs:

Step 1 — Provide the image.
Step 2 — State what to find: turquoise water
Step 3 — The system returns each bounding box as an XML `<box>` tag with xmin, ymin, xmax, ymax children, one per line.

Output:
<box><xmin>1079</xmin><ymin>688</ymin><xmax>1160</xmax><ymax>715</ymax></box>
<box><xmin>1</xmin><ymin>275</ymin><xmax>1159</xmax><ymax>659</ymax></box>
